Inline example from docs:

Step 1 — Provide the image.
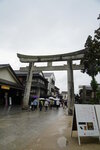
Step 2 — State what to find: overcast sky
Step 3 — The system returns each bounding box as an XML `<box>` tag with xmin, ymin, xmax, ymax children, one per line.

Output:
<box><xmin>0</xmin><ymin>0</ymin><xmax>100</xmax><ymax>93</ymax></box>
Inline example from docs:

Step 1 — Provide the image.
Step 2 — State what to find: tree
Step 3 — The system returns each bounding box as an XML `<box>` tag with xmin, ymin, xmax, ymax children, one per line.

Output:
<box><xmin>90</xmin><ymin>78</ymin><xmax>98</xmax><ymax>102</ymax></box>
<box><xmin>81</xmin><ymin>27</ymin><xmax>100</xmax><ymax>101</ymax></box>
<box><xmin>94</xmin><ymin>27</ymin><xmax>100</xmax><ymax>72</ymax></box>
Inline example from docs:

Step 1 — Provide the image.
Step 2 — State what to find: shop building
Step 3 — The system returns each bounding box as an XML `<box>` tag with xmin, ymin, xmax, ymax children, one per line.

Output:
<box><xmin>15</xmin><ymin>69</ymin><xmax>48</xmax><ymax>98</ymax></box>
<box><xmin>43</xmin><ymin>72</ymin><xmax>55</xmax><ymax>97</ymax></box>
<box><xmin>0</xmin><ymin>64</ymin><xmax>23</xmax><ymax>107</ymax></box>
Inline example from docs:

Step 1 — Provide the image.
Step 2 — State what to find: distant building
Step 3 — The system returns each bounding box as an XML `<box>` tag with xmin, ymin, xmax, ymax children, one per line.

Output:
<box><xmin>0</xmin><ymin>64</ymin><xmax>23</xmax><ymax>106</ymax></box>
<box><xmin>15</xmin><ymin>69</ymin><xmax>48</xmax><ymax>98</ymax></box>
<box><xmin>79</xmin><ymin>85</ymin><xmax>100</xmax><ymax>104</ymax></box>
<box><xmin>54</xmin><ymin>86</ymin><xmax>60</xmax><ymax>98</ymax></box>
<box><xmin>43</xmin><ymin>72</ymin><xmax>55</xmax><ymax>97</ymax></box>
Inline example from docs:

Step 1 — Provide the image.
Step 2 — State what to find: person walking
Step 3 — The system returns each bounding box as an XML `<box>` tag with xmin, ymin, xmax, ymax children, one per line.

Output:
<box><xmin>44</xmin><ymin>100</ymin><xmax>48</xmax><ymax>111</ymax></box>
<box><xmin>56</xmin><ymin>100</ymin><xmax>60</xmax><ymax>110</ymax></box>
<box><xmin>31</xmin><ymin>100</ymin><xmax>34</xmax><ymax>111</ymax></box>
<box><xmin>33</xmin><ymin>99</ymin><xmax>38</xmax><ymax>110</ymax></box>
<box><xmin>50</xmin><ymin>100</ymin><xmax>53</xmax><ymax>109</ymax></box>
<box><xmin>39</xmin><ymin>100</ymin><xmax>43</xmax><ymax>111</ymax></box>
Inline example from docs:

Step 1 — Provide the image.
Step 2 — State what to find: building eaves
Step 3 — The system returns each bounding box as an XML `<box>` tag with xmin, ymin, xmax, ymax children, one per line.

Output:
<box><xmin>0</xmin><ymin>79</ymin><xmax>23</xmax><ymax>90</ymax></box>
<box><xmin>0</xmin><ymin>64</ymin><xmax>23</xmax><ymax>87</ymax></box>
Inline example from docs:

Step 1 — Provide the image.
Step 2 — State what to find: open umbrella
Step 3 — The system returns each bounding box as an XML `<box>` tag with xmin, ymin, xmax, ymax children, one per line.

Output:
<box><xmin>49</xmin><ymin>97</ymin><xmax>55</xmax><ymax>100</ymax></box>
<box><xmin>32</xmin><ymin>95</ymin><xmax>38</xmax><ymax>99</ymax></box>
<box><xmin>54</xmin><ymin>98</ymin><xmax>60</xmax><ymax>101</ymax></box>
<box><xmin>39</xmin><ymin>98</ymin><xmax>45</xmax><ymax>101</ymax></box>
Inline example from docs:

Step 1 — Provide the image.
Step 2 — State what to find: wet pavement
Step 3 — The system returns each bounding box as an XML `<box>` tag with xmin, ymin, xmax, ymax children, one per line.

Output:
<box><xmin>0</xmin><ymin>106</ymin><xmax>100</xmax><ymax>150</ymax></box>
<box><xmin>0</xmin><ymin>107</ymin><xmax>68</xmax><ymax>150</ymax></box>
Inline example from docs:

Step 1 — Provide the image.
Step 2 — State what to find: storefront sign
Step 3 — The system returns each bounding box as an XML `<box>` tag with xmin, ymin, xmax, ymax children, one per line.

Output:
<box><xmin>1</xmin><ymin>85</ymin><xmax>10</xmax><ymax>90</ymax></box>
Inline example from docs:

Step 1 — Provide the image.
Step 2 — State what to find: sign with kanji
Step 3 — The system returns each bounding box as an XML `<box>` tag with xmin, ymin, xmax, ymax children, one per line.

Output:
<box><xmin>72</xmin><ymin>104</ymin><xmax>100</xmax><ymax>145</ymax></box>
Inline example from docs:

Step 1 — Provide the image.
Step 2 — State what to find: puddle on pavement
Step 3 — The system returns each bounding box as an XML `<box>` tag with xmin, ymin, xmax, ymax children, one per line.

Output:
<box><xmin>57</xmin><ymin>136</ymin><xmax>68</xmax><ymax>148</ymax></box>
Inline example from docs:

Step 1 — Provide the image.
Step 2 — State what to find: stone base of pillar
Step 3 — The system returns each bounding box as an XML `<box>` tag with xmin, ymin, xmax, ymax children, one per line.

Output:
<box><xmin>68</xmin><ymin>108</ymin><xmax>73</xmax><ymax>116</ymax></box>
<box><xmin>22</xmin><ymin>105</ymin><xmax>29</xmax><ymax>110</ymax></box>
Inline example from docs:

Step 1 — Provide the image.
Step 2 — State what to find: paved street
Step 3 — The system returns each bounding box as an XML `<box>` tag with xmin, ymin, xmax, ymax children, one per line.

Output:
<box><xmin>0</xmin><ymin>107</ymin><xmax>68</xmax><ymax>150</ymax></box>
<box><xmin>0</xmin><ymin>107</ymin><xmax>100</xmax><ymax>150</ymax></box>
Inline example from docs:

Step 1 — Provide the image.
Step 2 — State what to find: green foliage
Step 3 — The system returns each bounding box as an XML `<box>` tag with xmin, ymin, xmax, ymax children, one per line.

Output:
<box><xmin>94</xmin><ymin>28</ymin><xmax>100</xmax><ymax>42</ymax></box>
<box><xmin>91</xmin><ymin>78</ymin><xmax>98</xmax><ymax>92</ymax></box>
<box><xmin>96</xmin><ymin>90</ymin><xmax>100</xmax><ymax>103</ymax></box>
<box><xmin>89</xmin><ymin>98</ymin><xmax>99</xmax><ymax>104</ymax></box>
<box><xmin>89</xmin><ymin>98</ymin><xmax>96</xmax><ymax>104</ymax></box>
<box><xmin>81</xmin><ymin>26</ymin><xmax>100</xmax><ymax>103</ymax></box>
<box><xmin>81</xmin><ymin>27</ymin><xmax>100</xmax><ymax>79</ymax></box>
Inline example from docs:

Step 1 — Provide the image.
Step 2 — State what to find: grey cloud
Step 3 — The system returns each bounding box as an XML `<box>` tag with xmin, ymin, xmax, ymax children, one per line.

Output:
<box><xmin>0</xmin><ymin>0</ymin><xmax>100</xmax><ymax>92</ymax></box>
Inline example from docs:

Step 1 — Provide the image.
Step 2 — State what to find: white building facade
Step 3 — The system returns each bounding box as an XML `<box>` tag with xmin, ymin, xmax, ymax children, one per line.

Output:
<box><xmin>44</xmin><ymin>72</ymin><xmax>55</xmax><ymax>97</ymax></box>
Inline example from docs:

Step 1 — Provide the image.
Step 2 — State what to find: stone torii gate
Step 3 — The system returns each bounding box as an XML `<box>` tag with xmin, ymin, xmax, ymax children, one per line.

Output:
<box><xmin>17</xmin><ymin>49</ymin><xmax>85</xmax><ymax>114</ymax></box>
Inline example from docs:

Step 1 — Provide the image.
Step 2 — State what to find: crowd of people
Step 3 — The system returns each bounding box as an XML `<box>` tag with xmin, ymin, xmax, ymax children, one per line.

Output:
<box><xmin>29</xmin><ymin>97</ymin><xmax>68</xmax><ymax>112</ymax></box>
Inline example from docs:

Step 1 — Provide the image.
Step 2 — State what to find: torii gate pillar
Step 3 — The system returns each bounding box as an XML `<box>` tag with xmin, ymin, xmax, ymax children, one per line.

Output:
<box><xmin>67</xmin><ymin>60</ymin><xmax>75</xmax><ymax>115</ymax></box>
<box><xmin>22</xmin><ymin>62</ymin><xmax>33</xmax><ymax>109</ymax></box>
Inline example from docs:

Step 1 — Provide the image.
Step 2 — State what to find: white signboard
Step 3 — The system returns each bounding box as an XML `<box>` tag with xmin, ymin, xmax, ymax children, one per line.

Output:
<box><xmin>74</xmin><ymin>104</ymin><xmax>100</xmax><ymax>145</ymax></box>
<box><xmin>95</xmin><ymin>105</ymin><xmax>100</xmax><ymax>131</ymax></box>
